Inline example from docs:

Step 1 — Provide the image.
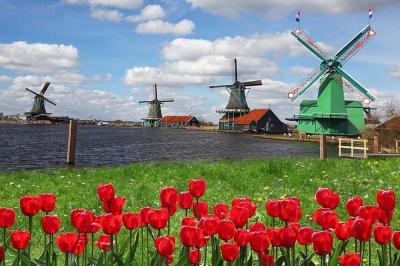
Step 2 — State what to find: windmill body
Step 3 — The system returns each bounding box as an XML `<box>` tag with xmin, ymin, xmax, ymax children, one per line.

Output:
<box><xmin>139</xmin><ymin>84</ymin><xmax>174</xmax><ymax>127</ymax></box>
<box><xmin>287</xmin><ymin>25</ymin><xmax>376</xmax><ymax>136</ymax></box>
<box><xmin>25</xmin><ymin>82</ymin><xmax>57</xmax><ymax>121</ymax></box>
<box><xmin>210</xmin><ymin>59</ymin><xmax>262</xmax><ymax>130</ymax></box>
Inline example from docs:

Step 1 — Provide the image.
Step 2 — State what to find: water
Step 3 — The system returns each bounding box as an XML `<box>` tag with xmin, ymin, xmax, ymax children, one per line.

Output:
<box><xmin>0</xmin><ymin>124</ymin><xmax>337</xmax><ymax>171</ymax></box>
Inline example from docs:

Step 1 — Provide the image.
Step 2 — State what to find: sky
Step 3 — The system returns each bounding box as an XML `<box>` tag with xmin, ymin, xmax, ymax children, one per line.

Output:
<box><xmin>0</xmin><ymin>0</ymin><xmax>399</xmax><ymax>122</ymax></box>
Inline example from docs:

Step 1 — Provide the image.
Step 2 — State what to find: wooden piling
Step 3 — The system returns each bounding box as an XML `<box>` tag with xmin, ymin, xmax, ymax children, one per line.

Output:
<box><xmin>320</xmin><ymin>135</ymin><xmax>327</xmax><ymax>159</ymax></box>
<box><xmin>373</xmin><ymin>136</ymin><xmax>380</xmax><ymax>154</ymax></box>
<box><xmin>67</xmin><ymin>120</ymin><xmax>77</xmax><ymax>165</ymax></box>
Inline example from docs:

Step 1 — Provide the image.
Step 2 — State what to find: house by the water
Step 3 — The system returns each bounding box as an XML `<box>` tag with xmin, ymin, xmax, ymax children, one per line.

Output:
<box><xmin>159</xmin><ymin>116</ymin><xmax>200</xmax><ymax>128</ymax></box>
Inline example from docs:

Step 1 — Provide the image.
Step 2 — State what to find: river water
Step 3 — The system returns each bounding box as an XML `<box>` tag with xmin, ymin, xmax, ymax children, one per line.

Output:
<box><xmin>0</xmin><ymin>124</ymin><xmax>337</xmax><ymax>171</ymax></box>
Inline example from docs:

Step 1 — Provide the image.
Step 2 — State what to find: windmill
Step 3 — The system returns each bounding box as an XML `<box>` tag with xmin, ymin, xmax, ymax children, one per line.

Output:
<box><xmin>139</xmin><ymin>84</ymin><xmax>174</xmax><ymax>127</ymax></box>
<box><xmin>210</xmin><ymin>59</ymin><xmax>262</xmax><ymax>130</ymax></box>
<box><xmin>287</xmin><ymin>24</ymin><xmax>377</xmax><ymax>136</ymax></box>
<box><xmin>25</xmin><ymin>81</ymin><xmax>56</xmax><ymax>121</ymax></box>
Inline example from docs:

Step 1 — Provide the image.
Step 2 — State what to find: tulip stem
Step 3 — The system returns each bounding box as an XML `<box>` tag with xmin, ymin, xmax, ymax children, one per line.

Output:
<box><xmin>17</xmin><ymin>250</ymin><xmax>20</xmax><ymax>266</ymax></box>
<box><xmin>28</xmin><ymin>216</ymin><xmax>32</xmax><ymax>257</ymax></box>
<box><xmin>110</xmin><ymin>234</ymin><xmax>114</xmax><ymax>266</ymax></box>
<box><xmin>389</xmin><ymin>242</ymin><xmax>392</xmax><ymax>265</ymax></box>
<box><xmin>65</xmin><ymin>253</ymin><xmax>68</xmax><ymax>266</ymax></box>
<box><xmin>129</xmin><ymin>230</ymin><xmax>132</xmax><ymax>266</ymax></box>
<box><xmin>146</xmin><ymin>227</ymin><xmax>149</xmax><ymax>266</ymax></box>
<box><xmin>368</xmin><ymin>239</ymin><xmax>371</xmax><ymax>266</ymax></box>
<box><xmin>203</xmin><ymin>242</ymin><xmax>207</xmax><ymax>266</ymax></box>
<box><xmin>3</xmin><ymin>228</ymin><xmax>6</xmax><ymax>266</ymax></box>
<box><xmin>305</xmin><ymin>245</ymin><xmax>308</xmax><ymax>257</ymax></box>
<box><xmin>141</xmin><ymin>227</ymin><xmax>144</xmax><ymax>266</ymax></box>
<box><xmin>285</xmin><ymin>247</ymin><xmax>290</xmax><ymax>266</ymax></box>
<box><xmin>91</xmin><ymin>233</ymin><xmax>94</xmax><ymax>264</ymax></box>
<box><xmin>355</xmin><ymin>239</ymin><xmax>358</xmax><ymax>253</ymax></box>
<box><xmin>292</xmin><ymin>246</ymin><xmax>295</xmax><ymax>266</ymax></box>
<box><xmin>84</xmin><ymin>233</ymin><xmax>87</xmax><ymax>266</ymax></box>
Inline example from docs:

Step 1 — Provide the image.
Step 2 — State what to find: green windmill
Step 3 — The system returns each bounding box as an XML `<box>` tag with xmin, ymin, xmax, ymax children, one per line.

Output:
<box><xmin>25</xmin><ymin>81</ymin><xmax>57</xmax><ymax>121</ymax></box>
<box><xmin>288</xmin><ymin>24</ymin><xmax>377</xmax><ymax>136</ymax></box>
<box><xmin>139</xmin><ymin>84</ymin><xmax>174</xmax><ymax>127</ymax></box>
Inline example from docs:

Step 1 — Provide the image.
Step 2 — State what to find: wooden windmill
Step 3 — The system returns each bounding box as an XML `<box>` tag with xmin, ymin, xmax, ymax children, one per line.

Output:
<box><xmin>210</xmin><ymin>59</ymin><xmax>262</xmax><ymax>130</ymax></box>
<box><xmin>139</xmin><ymin>84</ymin><xmax>174</xmax><ymax>127</ymax></box>
<box><xmin>25</xmin><ymin>81</ymin><xmax>56</xmax><ymax>121</ymax></box>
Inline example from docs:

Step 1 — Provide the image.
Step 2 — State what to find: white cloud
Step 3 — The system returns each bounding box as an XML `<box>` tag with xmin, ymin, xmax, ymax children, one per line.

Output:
<box><xmin>388</xmin><ymin>67</ymin><xmax>400</xmax><ymax>79</ymax></box>
<box><xmin>126</xmin><ymin>5</ymin><xmax>165</xmax><ymax>22</ymax></box>
<box><xmin>65</xmin><ymin>0</ymin><xmax>142</xmax><ymax>10</ymax></box>
<box><xmin>0</xmin><ymin>41</ymin><xmax>79</xmax><ymax>73</ymax></box>
<box><xmin>90</xmin><ymin>8</ymin><xmax>124</xmax><ymax>22</ymax></box>
<box><xmin>0</xmin><ymin>75</ymin><xmax>11</xmax><ymax>82</ymax></box>
<box><xmin>135</xmin><ymin>19</ymin><xmax>195</xmax><ymax>36</ymax></box>
<box><xmin>289</xmin><ymin>66</ymin><xmax>315</xmax><ymax>75</ymax></box>
<box><xmin>186</xmin><ymin>0</ymin><xmax>399</xmax><ymax>18</ymax></box>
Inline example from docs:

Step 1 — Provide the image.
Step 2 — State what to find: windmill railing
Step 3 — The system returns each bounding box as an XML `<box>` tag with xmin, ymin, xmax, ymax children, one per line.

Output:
<box><xmin>338</xmin><ymin>138</ymin><xmax>368</xmax><ymax>159</ymax></box>
<box><xmin>292</xmin><ymin>113</ymin><xmax>348</xmax><ymax>121</ymax></box>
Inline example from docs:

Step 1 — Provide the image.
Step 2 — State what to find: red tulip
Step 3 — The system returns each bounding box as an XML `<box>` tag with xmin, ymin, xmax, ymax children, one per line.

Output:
<box><xmin>180</xmin><ymin>226</ymin><xmax>203</xmax><ymax>247</ymax></box>
<box><xmin>154</xmin><ymin>236</ymin><xmax>175</xmax><ymax>257</ymax></box>
<box><xmin>72</xmin><ymin>240</ymin><xmax>85</xmax><ymax>255</ymax></box>
<box><xmin>232</xmin><ymin>198</ymin><xmax>257</xmax><ymax>218</ymax></box>
<box><xmin>0</xmin><ymin>208</ymin><xmax>16</xmax><ymax>228</ymax></box>
<box><xmin>373</xmin><ymin>224</ymin><xmax>392</xmax><ymax>245</ymax></box>
<box><xmin>378</xmin><ymin>208</ymin><xmax>393</xmax><ymax>225</ymax></box>
<box><xmin>97</xmin><ymin>183</ymin><xmax>115</xmax><ymax>203</ymax></box>
<box><xmin>315</xmin><ymin>188</ymin><xmax>340</xmax><ymax>210</ymax></box>
<box><xmin>297</xmin><ymin>227</ymin><xmax>313</xmax><ymax>245</ymax></box>
<box><xmin>122</xmin><ymin>212</ymin><xmax>141</xmax><ymax>230</ymax></box>
<box><xmin>178</xmin><ymin>192</ymin><xmax>193</xmax><ymax>210</ymax></box>
<box><xmin>335</xmin><ymin>222</ymin><xmax>351</xmax><ymax>241</ymax></box>
<box><xmin>312</xmin><ymin>231</ymin><xmax>333</xmax><ymax>256</ymax></box>
<box><xmin>279</xmin><ymin>227</ymin><xmax>297</xmax><ymax>247</ymax></box>
<box><xmin>229</xmin><ymin>206</ymin><xmax>249</xmax><ymax>228</ymax></box>
<box><xmin>218</xmin><ymin>220</ymin><xmax>236</xmax><ymax>241</ymax></box>
<box><xmin>189</xmin><ymin>178</ymin><xmax>206</xmax><ymax>198</ymax></box>
<box><xmin>188</xmin><ymin>249</ymin><xmax>201</xmax><ymax>264</ymax></box>
<box><xmin>249</xmin><ymin>231</ymin><xmax>270</xmax><ymax>253</ymax></box>
<box><xmin>148</xmin><ymin>209</ymin><xmax>169</xmax><ymax>230</ymax></box>
<box><xmin>41</xmin><ymin>215</ymin><xmax>61</xmax><ymax>235</ymax></box>
<box><xmin>358</xmin><ymin>205</ymin><xmax>379</xmax><ymax>223</ymax></box>
<box><xmin>181</xmin><ymin>216</ymin><xmax>197</xmax><ymax>227</ymax></box>
<box><xmin>56</xmin><ymin>233</ymin><xmax>79</xmax><ymax>253</ymax></box>
<box><xmin>260</xmin><ymin>253</ymin><xmax>274</xmax><ymax>266</ymax></box>
<box><xmin>278</xmin><ymin>198</ymin><xmax>301</xmax><ymax>222</ymax></box>
<box><xmin>268</xmin><ymin>228</ymin><xmax>281</xmax><ymax>247</ymax></box>
<box><xmin>234</xmin><ymin>229</ymin><xmax>250</xmax><ymax>247</ymax></box>
<box><xmin>351</xmin><ymin>217</ymin><xmax>372</xmax><ymax>242</ymax></box>
<box><xmin>213</xmin><ymin>203</ymin><xmax>229</xmax><ymax>219</ymax></box>
<box><xmin>140</xmin><ymin>207</ymin><xmax>152</xmax><ymax>226</ymax></box>
<box><xmin>10</xmin><ymin>230</ymin><xmax>30</xmax><ymax>250</ymax></box>
<box><xmin>265</xmin><ymin>199</ymin><xmax>279</xmax><ymax>217</ymax></box>
<box><xmin>20</xmin><ymin>195</ymin><xmax>41</xmax><ymax>216</ymax></box>
<box><xmin>345</xmin><ymin>196</ymin><xmax>363</xmax><ymax>217</ymax></box>
<box><xmin>220</xmin><ymin>242</ymin><xmax>239</xmax><ymax>262</ymax></box>
<box><xmin>393</xmin><ymin>231</ymin><xmax>400</xmax><ymax>250</ymax></box>
<box><xmin>192</xmin><ymin>201</ymin><xmax>208</xmax><ymax>218</ymax></box>
<box><xmin>338</xmin><ymin>252</ymin><xmax>361</xmax><ymax>266</ymax></box>
<box><xmin>103</xmin><ymin>196</ymin><xmax>126</xmax><ymax>215</ymax></box>
<box><xmin>316</xmin><ymin>210</ymin><xmax>339</xmax><ymax>230</ymax></box>
<box><xmin>377</xmin><ymin>190</ymin><xmax>395</xmax><ymax>211</ymax></box>
<box><xmin>160</xmin><ymin>187</ymin><xmax>177</xmax><ymax>208</ymax></box>
<box><xmin>71</xmin><ymin>209</ymin><xmax>95</xmax><ymax>233</ymax></box>
<box><xmin>101</xmin><ymin>214</ymin><xmax>122</xmax><ymax>235</ymax></box>
<box><xmin>250</xmin><ymin>222</ymin><xmax>266</xmax><ymax>232</ymax></box>
<box><xmin>90</xmin><ymin>222</ymin><xmax>102</xmax><ymax>234</ymax></box>
<box><xmin>39</xmin><ymin>193</ymin><xmax>56</xmax><ymax>213</ymax></box>
<box><xmin>95</xmin><ymin>234</ymin><xmax>110</xmax><ymax>251</ymax></box>
<box><xmin>199</xmin><ymin>215</ymin><xmax>219</xmax><ymax>236</ymax></box>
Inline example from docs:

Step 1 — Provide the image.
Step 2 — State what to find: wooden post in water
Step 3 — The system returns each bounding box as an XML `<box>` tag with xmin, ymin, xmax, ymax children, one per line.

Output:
<box><xmin>67</xmin><ymin>120</ymin><xmax>77</xmax><ymax>165</ymax></box>
<box><xmin>320</xmin><ymin>135</ymin><xmax>327</xmax><ymax>159</ymax></box>
<box><xmin>373</xmin><ymin>136</ymin><xmax>380</xmax><ymax>154</ymax></box>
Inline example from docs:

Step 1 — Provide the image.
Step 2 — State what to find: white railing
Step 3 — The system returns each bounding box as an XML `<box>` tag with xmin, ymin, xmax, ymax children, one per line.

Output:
<box><xmin>338</xmin><ymin>138</ymin><xmax>368</xmax><ymax>159</ymax></box>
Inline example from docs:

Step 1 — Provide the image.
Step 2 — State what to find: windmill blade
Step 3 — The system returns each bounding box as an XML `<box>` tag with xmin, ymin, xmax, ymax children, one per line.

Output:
<box><xmin>25</xmin><ymin>88</ymin><xmax>40</xmax><ymax>96</ymax></box>
<box><xmin>333</xmin><ymin>66</ymin><xmax>376</xmax><ymax>102</ymax></box>
<box><xmin>138</xmin><ymin>100</ymin><xmax>153</xmax><ymax>103</ymax></box>
<box><xmin>44</xmin><ymin>97</ymin><xmax>56</xmax><ymax>106</ymax></box>
<box><xmin>332</xmin><ymin>75</ymin><xmax>373</xmax><ymax>105</ymax></box>
<box><xmin>334</xmin><ymin>25</ymin><xmax>373</xmax><ymax>63</ymax></box>
<box><xmin>288</xmin><ymin>65</ymin><xmax>329</xmax><ymax>102</ymax></box>
<box><xmin>291</xmin><ymin>27</ymin><xmax>328</xmax><ymax>62</ymax></box>
<box><xmin>40</xmin><ymin>82</ymin><xmax>51</xmax><ymax>95</ymax></box>
<box><xmin>209</xmin><ymin>84</ymin><xmax>231</xmax><ymax>89</ymax></box>
<box><xmin>242</xmin><ymin>80</ymin><xmax>262</xmax><ymax>87</ymax></box>
<box><xmin>159</xmin><ymin>98</ymin><xmax>174</xmax><ymax>103</ymax></box>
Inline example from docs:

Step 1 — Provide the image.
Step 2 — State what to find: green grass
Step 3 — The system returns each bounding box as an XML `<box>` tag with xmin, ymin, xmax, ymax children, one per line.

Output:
<box><xmin>1</xmin><ymin>158</ymin><xmax>400</xmax><ymax>262</ymax></box>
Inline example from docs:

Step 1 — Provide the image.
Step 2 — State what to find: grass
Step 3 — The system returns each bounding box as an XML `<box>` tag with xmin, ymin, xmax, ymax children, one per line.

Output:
<box><xmin>1</xmin><ymin>158</ymin><xmax>400</xmax><ymax>262</ymax></box>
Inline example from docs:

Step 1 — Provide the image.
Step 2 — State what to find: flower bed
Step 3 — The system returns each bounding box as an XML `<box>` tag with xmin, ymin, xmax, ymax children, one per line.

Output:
<box><xmin>0</xmin><ymin>178</ymin><xmax>397</xmax><ymax>266</ymax></box>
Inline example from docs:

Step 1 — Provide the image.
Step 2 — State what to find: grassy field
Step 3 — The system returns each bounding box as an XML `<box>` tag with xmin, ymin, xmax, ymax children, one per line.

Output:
<box><xmin>1</xmin><ymin>157</ymin><xmax>400</xmax><ymax>260</ymax></box>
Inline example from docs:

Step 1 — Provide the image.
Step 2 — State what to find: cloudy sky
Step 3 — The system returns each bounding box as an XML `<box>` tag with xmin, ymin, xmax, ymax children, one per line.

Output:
<box><xmin>0</xmin><ymin>0</ymin><xmax>399</xmax><ymax>122</ymax></box>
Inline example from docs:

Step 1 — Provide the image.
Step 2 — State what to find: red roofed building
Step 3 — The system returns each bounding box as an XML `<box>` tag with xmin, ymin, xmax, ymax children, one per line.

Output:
<box><xmin>159</xmin><ymin>115</ymin><xmax>200</xmax><ymax>128</ymax></box>
<box><xmin>229</xmin><ymin>109</ymin><xmax>287</xmax><ymax>133</ymax></box>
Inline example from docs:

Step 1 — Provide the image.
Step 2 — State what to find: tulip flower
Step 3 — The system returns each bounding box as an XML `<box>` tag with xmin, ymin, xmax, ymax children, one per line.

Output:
<box><xmin>234</xmin><ymin>229</ymin><xmax>250</xmax><ymax>247</ymax></box>
<box><xmin>56</xmin><ymin>233</ymin><xmax>79</xmax><ymax>253</ymax></box>
<box><xmin>178</xmin><ymin>191</ymin><xmax>193</xmax><ymax>210</ymax></box>
<box><xmin>378</xmin><ymin>208</ymin><xmax>393</xmax><ymax>225</ymax></box>
<box><xmin>0</xmin><ymin>208</ymin><xmax>16</xmax><ymax>228</ymax></box>
<box><xmin>41</xmin><ymin>215</ymin><xmax>61</xmax><ymax>235</ymax></box>
<box><xmin>101</xmin><ymin>213</ymin><xmax>122</xmax><ymax>235</ymax></box>
<box><xmin>192</xmin><ymin>201</ymin><xmax>208</xmax><ymax>218</ymax></box>
<box><xmin>148</xmin><ymin>209</ymin><xmax>169</xmax><ymax>230</ymax></box>
<box><xmin>351</xmin><ymin>217</ymin><xmax>372</xmax><ymax>242</ymax></box>
<box><xmin>265</xmin><ymin>199</ymin><xmax>279</xmax><ymax>222</ymax></box>
<box><xmin>188</xmin><ymin>249</ymin><xmax>201</xmax><ymax>264</ymax></box>
<box><xmin>249</xmin><ymin>231</ymin><xmax>270</xmax><ymax>253</ymax></box>
<box><xmin>279</xmin><ymin>227</ymin><xmax>297</xmax><ymax>247</ymax></box>
<box><xmin>181</xmin><ymin>216</ymin><xmax>197</xmax><ymax>227</ymax></box>
<box><xmin>140</xmin><ymin>207</ymin><xmax>152</xmax><ymax>227</ymax></box>
<box><xmin>10</xmin><ymin>230</ymin><xmax>30</xmax><ymax>250</ymax></box>
<box><xmin>220</xmin><ymin>242</ymin><xmax>239</xmax><ymax>262</ymax></box>
<box><xmin>338</xmin><ymin>252</ymin><xmax>361</xmax><ymax>266</ymax></box>
<box><xmin>376</xmin><ymin>190</ymin><xmax>395</xmax><ymax>211</ymax></box>
<box><xmin>260</xmin><ymin>253</ymin><xmax>274</xmax><ymax>266</ymax></box>
<box><xmin>218</xmin><ymin>220</ymin><xmax>236</xmax><ymax>241</ymax></box>
<box><xmin>335</xmin><ymin>222</ymin><xmax>351</xmax><ymax>241</ymax></box>
<box><xmin>71</xmin><ymin>209</ymin><xmax>95</xmax><ymax>233</ymax></box>
<box><xmin>180</xmin><ymin>226</ymin><xmax>203</xmax><ymax>247</ymax></box>
<box><xmin>154</xmin><ymin>236</ymin><xmax>175</xmax><ymax>257</ymax></box>
<box><xmin>95</xmin><ymin>234</ymin><xmax>110</xmax><ymax>252</ymax></box>
<box><xmin>268</xmin><ymin>228</ymin><xmax>281</xmax><ymax>247</ymax></box>
<box><xmin>278</xmin><ymin>198</ymin><xmax>301</xmax><ymax>222</ymax></box>
<box><xmin>315</xmin><ymin>188</ymin><xmax>340</xmax><ymax>210</ymax></box>
<box><xmin>97</xmin><ymin>183</ymin><xmax>115</xmax><ymax>203</ymax></box>
<box><xmin>345</xmin><ymin>196</ymin><xmax>363</xmax><ymax>217</ymax></box>
<box><xmin>103</xmin><ymin>196</ymin><xmax>126</xmax><ymax>215</ymax></box>
<box><xmin>373</xmin><ymin>224</ymin><xmax>392</xmax><ymax>245</ymax></box>
<box><xmin>232</xmin><ymin>198</ymin><xmax>257</xmax><ymax>217</ymax></box>
<box><xmin>213</xmin><ymin>203</ymin><xmax>229</xmax><ymax>219</ymax></box>
<box><xmin>297</xmin><ymin>227</ymin><xmax>313</xmax><ymax>246</ymax></box>
<box><xmin>199</xmin><ymin>215</ymin><xmax>219</xmax><ymax>236</ymax></box>
<box><xmin>20</xmin><ymin>195</ymin><xmax>41</xmax><ymax>217</ymax></box>
<box><xmin>39</xmin><ymin>193</ymin><xmax>56</xmax><ymax>213</ymax></box>
<box><xmin>122</xmin><ymin>212</ymin><xmax>141</xmax><ymax>230</ymax></box>
<box><xmin>189</xmin><ymin>178</ymin><xmax>206</xmax><ymax>198</ymax></box>
<box><xmin>249</xmin><ymin>222</ymin><xmax>266</xmax><ymax>232</ymax></box>
<box><xmin>160</xmin><ymin>187</ymin><xmax>177</xmax><ymax>208</ymax></box>
<box><xmin>358</xmin><ymin>205</ymin><xmax>379</xmax><ymax>223</ymax></box>
<box><xmin>392</xmin><ymin>231</ymin><xmax>400</xmax><ymax>250</ymax></box>
<box><xmin>228</xmin><ymin>206</ymin><xmax>249</xmax><ymax>228</ymax></box>
<box><xmin>312</xmin><ymin>231</ymin><xmax>333</xmax><ymax>256</ymax></box>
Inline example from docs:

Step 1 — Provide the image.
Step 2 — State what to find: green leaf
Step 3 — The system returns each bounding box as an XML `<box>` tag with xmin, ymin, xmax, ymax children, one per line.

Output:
<box><xmin>274</xmin><ymin>255</ymin><xmax>286</xmax><ymax>266</ymax></box>
<box><xmin>377</xmin><ymin>248</ymin><xmax>383</xmax><ymax>266</ymax></box>
<box><xmin>124</xmin><ymin>230</ymin><xmax>140</xmax><ymax>266</ymax></box>
<box><xmin>150</xmin><ymin>252</ymin><xmax>159</xmax><ymax>266</ymax></box>
<box><xmin>95</xmin><ymin>252</ymin><xmax>105</xmax><ymax>266</ymax></box>
<box><xmin>328</xmin><ymin>240</ymin><xmax>348</xmax><ymax>266</ymax></box>
<box><xmin>113</xmin><ymin>251</ymin><xmax>125</xmax><ymax>266</ymax></box>
<box><xmin>246</xmin><ymin>254</ymin><xmax>253</xmax><ymax>266</ymax></box>
<box><xmin>52</xmin><ymin>252</ymin><xmax>58</xmax><ymax>266</ymax></box>
<box><xmin>175</xmin><ymin>254</ymin><xmax>188</xmax><ymax>266</ymax></box>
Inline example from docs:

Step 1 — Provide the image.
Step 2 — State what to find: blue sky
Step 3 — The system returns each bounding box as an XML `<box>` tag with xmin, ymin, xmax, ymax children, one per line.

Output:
<box><xmin>0</xmin><ymin>0</ymin><xmax>399</xmax><ymax>122</ymax></box>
